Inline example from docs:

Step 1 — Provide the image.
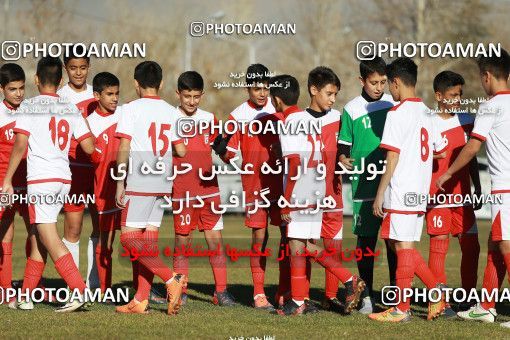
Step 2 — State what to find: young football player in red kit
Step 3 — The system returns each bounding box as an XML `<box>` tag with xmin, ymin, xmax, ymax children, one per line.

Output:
<box><xmin>86</xmin><ymin>72</ymin><xmax>123</xmax><ymax>295</ymax></box>
<box><xmin>212</xmin><ymin>64</ymin><xmax>283</xmax><ymax>311</ymax></box>
<box><xmin>0</xmin><ymin>63</ymin><xmax>31</xmax><ymax>307</ymax></box>
<box><xmin>426</xmin><ymin>71</ymin><xmax>481</xmax><ymax>316</ymax></box>
<box><xmin>171</xmin><ymin>71</ymin><xmax>235</xmax><ymax>306</ymax></box>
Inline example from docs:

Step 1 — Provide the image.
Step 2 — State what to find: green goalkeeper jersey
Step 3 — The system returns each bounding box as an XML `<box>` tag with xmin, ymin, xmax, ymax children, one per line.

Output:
<box><xmin>338</xmin><ymin>93</ymin><xmax>395</xmax><ymax>201</ymax></box>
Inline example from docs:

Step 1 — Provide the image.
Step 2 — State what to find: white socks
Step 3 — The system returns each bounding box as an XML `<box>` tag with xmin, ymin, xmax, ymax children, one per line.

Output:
<box><xmin>62</xmin><ymin>238</ymin><xmax>80</xmax><ymax>269</ymax></box>
<box><xmin>86</xmin><ymin>237</ymin><xmax>99</xmax><ymax>289</ymax></box>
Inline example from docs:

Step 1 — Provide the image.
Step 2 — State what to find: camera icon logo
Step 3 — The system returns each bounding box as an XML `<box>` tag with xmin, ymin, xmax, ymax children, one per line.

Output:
<box><xmin>381</xmin><ymin>285</ymin><xmax>400</xmax><ymax>306</ymax></box>
<box><xmin>356</xmin><ymin>41</ymin><xmax>376</xmax><ymax>61</ymax></box>
<box><xmin>177</xmin><ymin>117</ymin><xmax>197</xmax><ymax>138</ymax></box>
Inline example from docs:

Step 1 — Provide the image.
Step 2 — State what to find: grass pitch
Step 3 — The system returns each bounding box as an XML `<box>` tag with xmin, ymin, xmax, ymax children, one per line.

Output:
<box><xmin>1</xmin><ymin>214</ymin><xmax>509</xmax><ymax>339</ymax></box>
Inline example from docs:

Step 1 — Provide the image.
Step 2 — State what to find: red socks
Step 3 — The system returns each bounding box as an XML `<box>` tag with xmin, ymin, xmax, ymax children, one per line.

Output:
<box><xmin>209</xmin><ymin>248</ymin><xmax>227</xmax><ymax>293</ymax></box>
<box><xmin>120</xmin><ymin>230</ymin><xmax>173</xmax><ymax>283</ymax></box>
<box><xmin>428</xmin><ymin>237</ymin><xmax>449</xmax><ymax>284</ymax></box>
<box><xmin>250</xmin><ymin>242</ymin><xmax>266</xmax><ymax>297</ymax></box>
<box><xmin>173</xmin><ymin>244</ymin><xmax>189</xmax><ymax>293</ymax></box>
<box><xmin>95</xmin><ymin>246</ymin><xmax>113</xmax><ymax>293</ymax></box>
<box><xmin>481</xmin><ymin>250</ymin><xmax>506</xmax><ymax>310</ymax></box>
<box><xmin>290</xmin><ymin>254</ymin><xmax>307</xmax><ymax>302</ymax></box>
<box><xmin>413</xmin><ymin>249</ymin><xmax>439</xmax><ymax>289</ymax></box>
<box><xmin>21</xmin><ymin>258</ymin><xmax>45</xmax><ymax>293</ymax></box>
<box><xmin>277</xmin><ymin>242</ymin><xmax>291</xmax><ymax>298</ymax></box>
<box><xmin>459</xmin><ymin>234</ymin><xmax>480</xmax><ymax>290</ymax></box>
<box><xmin>0</xmin><ymin>242</ymin><xmax>13</xmax><ymax>289</ymax></box>
<box><xmin>396</xmin><ymin>249</ymin><xmax>414</xmax><ymax>312</ymax></box>
<box><xmin>314</xmin><ymin>250</ymin><xmax>352</xmax><ymax>284</ymax></box>
<box><xmin>323</xmin><ymin>238</ymin><xmax>342</xmax><ymax>298</ymax></box>
<box><xmin>54</xmin><ymin>253</ymin><xmax>86</xmax><ymax>293</ymax></box>
<box><xmin>134</xmin><ymin>263</ymin><xmax>154</xmax><ymax>302</ymax></box>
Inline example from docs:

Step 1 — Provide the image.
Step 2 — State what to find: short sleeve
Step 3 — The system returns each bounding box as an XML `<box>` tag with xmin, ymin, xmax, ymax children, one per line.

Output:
<box><xmin>225</xmin><ymin>113</ymin><xmax>240</xmax><ymax>153</ymax></box>
<box><xmin>13</xmin><ymin>112</ymin><xmax>31</xmax><ymax>136</ymax></box>
<box><xmin>115</xmin><ymin>103</ymin><xmax>134</xmax><ymax>140</ymax></box>
<box><xmin>379</xmin><ymin>110</ymin><xmax>402</xmax><ymax>153</ymax></box>
<box><xmin>279</xmin><ymin>121</ymin><xmax>300</xmax><ymax>159</ymax></box>
<box><xmin>338</xmin><ymin>108</ymin><xmax>353</xmax><ymax>145</ymax></box>
<box><xmin>170</xmin><ymin>110</ymin><xmax>183</xmax><ymax>145</ymax></box>
<box><xmin>471</xmin><ymin>103</ymin><xmax>496</xmax><ymax>142</ymax></box>
<box><xmin>431</xmin><ymin>119</ymin><xmax>448</xmax><ymax>154</ymax></box>
<box><xmin>72</xmin><ymin>113</ymin><xmax>92</xmax><ymax>142</ymax></box>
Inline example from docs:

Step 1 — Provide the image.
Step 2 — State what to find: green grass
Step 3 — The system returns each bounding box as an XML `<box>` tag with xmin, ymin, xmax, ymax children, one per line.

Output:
<box><xmin>1</xmin><ymin>214</ymin><xmax>509</xmax><ymax>339</ymax></box>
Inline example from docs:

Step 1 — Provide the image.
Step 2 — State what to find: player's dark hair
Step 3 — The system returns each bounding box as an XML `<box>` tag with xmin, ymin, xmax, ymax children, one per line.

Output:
<box><xmin>36</xmin><ymin>57</ymin><xmax>63</xmax><ymax>87</ymax></box>
<box><xmin>0</xmin><ymin>63</ymin><xmax>25</xmax><ymax>87</ymax></box>
<box><xmin>433</xmin><ymin>71</ymin><xmax>465</xmax><ymax>93</ymax></box>
<box><xmin>134</xmin><ymin>61</ymin><xmax>163</xmax><ymax>89</ymax></box>
<box><xmin>386</xmin><ymin>57</ymin><xmax>418</xmax><ymax>87</ymax></box>
<box><xmin>63</xmin><ymin>44</ymin><xmax>90</xmax><ymax>65</ymax></box>
<box><xmin>93</xmin><ymin>72</ymin><xmax>120</xmax><ymax>93</ymax></box>
<box><xmin>477</xmin><ymin>48</ymin><xmax>510</xmax><ymax>80</ymax></box>
<box><xmin>360</xmin><ymin>57</ymin><xmax>387</xmax><ymax>79</ymax></box>
<box><xmin>246</xmin><ymin>63</ymin><xmax>270</xmax><ymax>86</ymax></box>
<box><xmin>307</xmin><ymin>66</ymin><xmax>341</xmax><ymax>96</ymax></box>
<box><xmin>177</xmin><ymin>71</ymin><xmax>204</xmax><ymax>91</ymax></box>
<box><xmin>269</xmin><ymin>75</ymin><xmax>300</xmax><ymax>106</ymax></box>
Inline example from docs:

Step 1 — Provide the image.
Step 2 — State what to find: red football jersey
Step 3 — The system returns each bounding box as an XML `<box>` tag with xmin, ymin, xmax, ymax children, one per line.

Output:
<box><xmin>429</xmin><ymin>113</ymin><xmax>474</xmax><ymax>206</ymax></box>
<box><xmin>0</xmin><ymin>100</ymin><xmax>27</xmax><ymax>189</ymax></box>
<box><xmin>224</xmin><ymin>99</ymin><xmax>282</xmax><ymax>203</ymax></box>
<box><xmin>87</xmin><ymin>106</ymin><xmax>122</xmax><ymax>212</ymax></box>
<box><xmin>172</xmin><ymin>108</ymin><xmax>220</xmax><ymax>200</ymax></box>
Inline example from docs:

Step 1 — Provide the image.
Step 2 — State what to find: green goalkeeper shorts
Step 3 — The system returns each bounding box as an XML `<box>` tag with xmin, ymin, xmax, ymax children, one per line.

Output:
<box><xmin>352</xmin><ymin>200</ymin><xmax>383</xmax><ymax>237</ymax></box>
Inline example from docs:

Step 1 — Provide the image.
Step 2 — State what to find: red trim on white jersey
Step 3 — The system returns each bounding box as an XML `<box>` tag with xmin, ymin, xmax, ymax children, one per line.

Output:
<box><xmin>142</xmin><ymin>96</ymin><xmax>161</xmax><ymax>100</ymax></box>
<box><xmin>380</xmin><ymin>143</ymin><xmax>400</xmax><ymax>153</ymax></box>
<box><xmin>125</xmin><ymin>190</ymin><xmax>169</xmax><ymax>196</ymax></box>
<box><xmin>246</xmin><ymin>99</ymin><xmax>268</xmax><ymax>109</ymax></box>
<box><xmin>383</xmin><ymin>208</ymin><xmax>424</xmax><ymax>214</ymax></box>
<box><xmin>27</xmin><ymin>178</ymin><xmax>72</xmax><ymax>185</ymax></box>
<box><xmin>493</xmin><ymin>90</ymin><xmax>510</xmax><ymax>97</ymax></box>
<box><xmin>40</xmin><ymin>93</ymin><xmax>59</xmax><ymax>97</ymax></box>
<box><xmin>491</xmin><ymin>190</ymin><xmax>510</xmax><ymax>194</ymax></box>
<box><xmin>470</xmin><ymin>132</ymin><xmax>486</xmax><ymax>142</ymax></box>
<box><xmin>115</xmin><ymin>132</ymin><xmax>132</xmax><ymax>141</ymax></box>
<box><xmin>389</xmin><ymin>97</ymin><xmax>421</xmax><ymax>112</ymax></box>
<box><xmin>2</xmin><ymin>100</ymin><xmax>16</xmax><ymax>110</ymax></box>
<box><xmin>13</xmin><ymin>127</ymin><xmax>30</xmax><ymax>136</ymax></box>
<box><xmin>76</xmin><ymin>132</ymin><xmax>92</xmax><ymax>143</ymax></box>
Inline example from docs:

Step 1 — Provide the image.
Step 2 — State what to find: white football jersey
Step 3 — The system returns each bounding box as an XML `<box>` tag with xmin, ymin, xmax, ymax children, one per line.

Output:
<box><xmin>57</xmin><ymin>83</ymin><xmax>94</xmax><ymax>106</ymax></box>
<box><xmin>279</xmin><ymin>110</ymin><xmax>325</xmax><ymax>209</ymax></box>
<box><xmin>380</xmin><ymin>98</ymin><xmax>447</xmax><ymax>213</ymax></box>
<box><xmin>13</xmin><ymin>94</ymin><xmax>91</xmax><ymax>184</ymax></box>
<box><xmin>471</xmin><ymin>91</ymin><xmax>510</xmax><ymax>192</ymax></box>
<box><xmin>115</xmin><ymin>96</ymin><xmax>182</xmax><ymax>195</ymax></box>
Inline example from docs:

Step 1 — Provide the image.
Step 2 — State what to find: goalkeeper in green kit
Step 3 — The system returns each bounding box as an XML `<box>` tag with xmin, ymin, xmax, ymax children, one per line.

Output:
<box><xmin>338</xmin><ymin>57</ymin><xmax>397</xmax><ymax>314</ymax></box>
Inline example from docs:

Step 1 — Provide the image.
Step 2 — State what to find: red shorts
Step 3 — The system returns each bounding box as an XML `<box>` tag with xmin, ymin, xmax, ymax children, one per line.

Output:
<box><xmin>0</xmin><ymin>200</ymin><xmax>29</xmax><ymax>223</ymax></box>
<box><xmin>426</xmin><ymin>206</ymin><xmax>477</xmax><ymax>236</ymax></box>
<box><xmin>244</xmin><ymin>202</ymin><xmax>281</xmax><ymax>229</ymax></box>
<box><xmin>321</xmin><ymin>209</ymin><xmax>343</xmax><ymax>239</ymax></box>
<box><xmin>63</xmin><ymin>165</ymin><xmax>94</xmax><ymax>213</ymax></box>
<box><xmin>172</xmin><ymin>195</ymin><xmax>223</xmax><ymax>235</ymax></box>
<box><xmin>98</xmin><ymin>210</ymin><xmax>121</xmax><ymax>232</ymax></box>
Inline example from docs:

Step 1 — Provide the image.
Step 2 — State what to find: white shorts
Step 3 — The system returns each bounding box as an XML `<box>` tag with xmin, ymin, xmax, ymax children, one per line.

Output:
<box><xmin>286</xmin><ymin>209</ymin><xmax>323</xmax><ymax>240</ymax></box>
<box><xmin>381</xmin><ymin>212</ymin><xmax>424</xmax><ymax>242</ymax></box>
<box><xmin>491</xmin><ymin>192</ymin><xmax>510</xmax><ymax>241</ymax></box>
<box><xmin>27</xmin><ymin>182</ymin><xmax>71</xmax><ymax>224</ymax></box>
<box><xmin>120</xmin><ymin>195</ymin><xmax>165</xmax><ymax>228</ymax></box>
